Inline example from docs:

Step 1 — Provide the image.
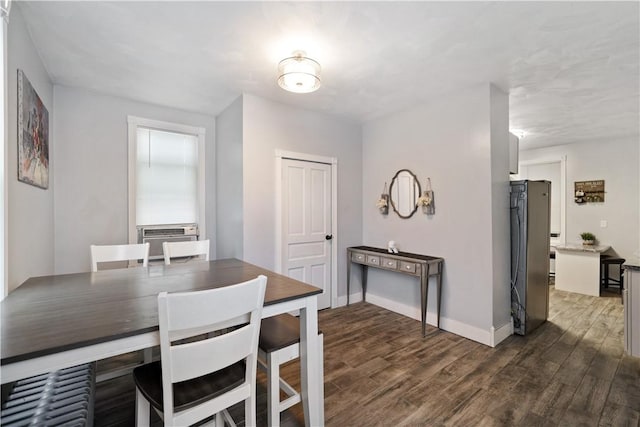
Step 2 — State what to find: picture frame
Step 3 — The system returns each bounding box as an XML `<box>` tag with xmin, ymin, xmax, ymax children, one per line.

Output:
<box><xmin>17</xmin><ymin>69</ymin><xmax>49</xmax><ymax>189</ymax></box>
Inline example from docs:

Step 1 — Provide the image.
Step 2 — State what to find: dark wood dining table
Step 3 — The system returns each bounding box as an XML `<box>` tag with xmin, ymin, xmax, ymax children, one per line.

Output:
<box><xmin>0</xmin><ymin>258</ymin><xmax>324</xmax><ymax>426</ymax></box>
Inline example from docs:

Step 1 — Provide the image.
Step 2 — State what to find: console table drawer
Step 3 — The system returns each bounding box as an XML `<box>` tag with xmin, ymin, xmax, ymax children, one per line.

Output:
<box><xmin>351</xmin><ymin>253</ymin><xmax>366</xmax><ymax>263</ymax></box>
<box><xmin>382</xmin><ymin>258</ymin><xmax>398</xmax><ymax>269</ymax></box>
<box><xmin>400</xmin><ymin>261</ymin><xmax>418</xmax><ymax>273</ymax></box>
<box><xmin>366</xmin><ymin>255</ymin><xmax>381</xmax><ymax>266</ymax></box>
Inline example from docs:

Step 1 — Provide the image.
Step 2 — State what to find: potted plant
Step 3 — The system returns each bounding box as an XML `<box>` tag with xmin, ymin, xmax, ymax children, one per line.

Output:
<box><xmin>580</xmin><ymin>232</ymin><xmax>596</xmax><ymax>246</ymax></box>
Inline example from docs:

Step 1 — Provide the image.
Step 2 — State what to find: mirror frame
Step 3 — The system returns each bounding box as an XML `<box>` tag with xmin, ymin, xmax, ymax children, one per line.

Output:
<box><xmin>389</xmin><ymin>169</ymin><xmax>421</xmax><ymax>219</ymax></box>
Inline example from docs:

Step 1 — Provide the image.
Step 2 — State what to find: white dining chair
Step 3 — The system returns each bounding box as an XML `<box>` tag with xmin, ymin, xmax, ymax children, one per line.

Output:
<box><xmin>90</xmin><ymin>243</ymin><xmax>150</xmax><ymax>272</ymax></box>
<box><xmin>90</xmin><ymin>242</ymin><xmax>151</xmax><ymax>381</ymax></box>
<box><xmin>162</xmin><ymin>239</ymin><xmax>209</xmax><ymax>265</ymax></box>
<box><xmin>133</xmin><ymin>275</ymin><xmax>267</xmax><ymax>427</ymax></box>
<box><xmin>258</xmin><ymin>314</ymin><xmax>325</xmax><ymax>427</ymax></box>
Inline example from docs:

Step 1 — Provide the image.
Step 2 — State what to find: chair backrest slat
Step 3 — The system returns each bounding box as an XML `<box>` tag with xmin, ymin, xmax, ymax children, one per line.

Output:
<box><xmin>163</xmin><ymin>240</ymin><xmax>209</xmax><ymax>265</ymax></box>
<box><xmin>163</xmin><ymin>279</ymin><xmax>262</xmax><ymax>331</ymax></box>
<box><xmin>90</xmin><ymin>243</ymin><xmax>150</xmax><ymax>272</ymax></box>
<box><xmin>169</xmin><ymin>324</ymin><xmax>254</xmax><ymax>383</ymax></box>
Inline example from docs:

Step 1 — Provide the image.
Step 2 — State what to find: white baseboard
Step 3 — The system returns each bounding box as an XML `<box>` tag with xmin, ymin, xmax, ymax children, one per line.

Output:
<box><xmin>336</xmin><ymin>294</ymin><xmax>355</xmax><ymax>307</ymax></box>
<box><xmin>339</xmin><ymin>292</ymin><xmax>513</xmax><ymax>347</ymax></box>
<box><xmin>490</xmin><ymin>318</ymin><xmax>514</xmax><ymax>347</ymax></box>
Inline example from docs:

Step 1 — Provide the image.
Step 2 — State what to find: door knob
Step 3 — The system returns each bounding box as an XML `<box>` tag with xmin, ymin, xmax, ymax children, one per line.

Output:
<box><xmin>325</xmin><ymin>235</ymin><xmax>333</xmax><ymax>240</ymax></box>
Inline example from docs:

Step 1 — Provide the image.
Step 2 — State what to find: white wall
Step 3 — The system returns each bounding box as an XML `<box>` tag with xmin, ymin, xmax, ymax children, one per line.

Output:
<box><xmin>216</xmin><ymin>96</ymin><xmax>244</xmax><ymax>259</ymax></box>
<box><xmin>362</xmin><ymin>83</ymin><xmax>511</xmax><ymax>345</ymax></box>
<box><xmin>241</xmin><ymin>94</ymin><xmax>362</xmax><ymax>297</ymax></box>
<box><xmin>520</xmin><ymin>137</ymin><xmax>639</xmax><ymax>260</ymax></box>
<box><xmin>489</xmin><ymin>84</ymin><xmax>511</xmax><ymax>330</ymax></box>
<box><xmin>7</xmin><ymin>6</ymin><xmax>54</xmax><ymax>292</ymax></box>
<box><xmin>53</xmin><ymin>86</ymin><xmax>216</xmax><ymax>274</ymax></box>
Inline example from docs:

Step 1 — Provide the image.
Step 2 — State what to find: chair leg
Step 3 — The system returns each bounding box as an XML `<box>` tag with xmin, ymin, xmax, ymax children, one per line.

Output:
<box><xmin>135</xmin><ymin>387</ymin><xmax>150</xmax><ymax>427</ymax></box>
<box><xmin>318</xmin><ymin>333</ymin><xmax>325</xmax><ymax>427</ymax></box>
<box><xmin>262</xmin><ymin>335</ymin><xmax>324</xmax><ymax>427</ymax></box>
<box><xmin>214</xmin><ymin>412</ymin><xmax>224</xmax><ymax>427</ymax></box>
<box><xmin>245</xmin><ymin>386</ymin><xmax>257</xmax><ymax>427</ymax></box>
<box><xmin>267</xmin><ymin>352</ymin><xmax>281</xmax><ymax>427</ymax></box>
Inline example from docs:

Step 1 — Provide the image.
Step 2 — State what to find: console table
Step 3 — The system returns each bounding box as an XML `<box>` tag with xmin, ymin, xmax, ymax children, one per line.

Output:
<box><xmin>347</xmin><ymin>246</ymin><xmax>444</xmax><ymax>337</ymax></box>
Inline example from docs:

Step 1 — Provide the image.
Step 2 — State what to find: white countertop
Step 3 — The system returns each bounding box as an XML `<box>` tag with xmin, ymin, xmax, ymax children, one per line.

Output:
<box><xmin>624</xmin><ymin>258</ymin><xmax>640</xmax><ymax>271</ymax></box>
<box><xmin>555</xmin><ymin>243</ymin><xmax>611</xmax><ymax>253</ymax></box>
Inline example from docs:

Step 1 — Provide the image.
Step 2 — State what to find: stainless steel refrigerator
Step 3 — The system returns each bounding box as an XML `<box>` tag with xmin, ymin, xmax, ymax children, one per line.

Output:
<box><xmin>510</xmin><ymin>180</ymin><xmax>551</xmax><ymax>335</ymax></box>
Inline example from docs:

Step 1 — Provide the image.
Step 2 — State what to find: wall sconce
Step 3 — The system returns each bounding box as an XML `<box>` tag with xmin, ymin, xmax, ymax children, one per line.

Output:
<box><xmin>417</xmin><ymin>178</ymin><xmax>435</xmax><ymax>215</ymax></box>
<box><xmin>277</xmin><ymin>50</ymin><xmax>321</xmax><ymax>94</ymax></box>
<box><xmin>377</xmin><ymin>182</ymin><xmax>389</xmax><ymax>215</ymax></box>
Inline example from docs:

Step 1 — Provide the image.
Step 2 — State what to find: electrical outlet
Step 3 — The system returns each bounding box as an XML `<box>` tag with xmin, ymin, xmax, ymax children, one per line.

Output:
<box><xmin>600</xmin><ymin>220</ymin><xmax>608</xmax><ymax>228</ymax></box>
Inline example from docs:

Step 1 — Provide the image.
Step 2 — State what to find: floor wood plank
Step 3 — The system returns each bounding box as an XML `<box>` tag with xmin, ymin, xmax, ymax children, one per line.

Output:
<box><xmin>94</xmin><ymin>284</ymin><xmax>639</xmax><ymax>426</ymax></box>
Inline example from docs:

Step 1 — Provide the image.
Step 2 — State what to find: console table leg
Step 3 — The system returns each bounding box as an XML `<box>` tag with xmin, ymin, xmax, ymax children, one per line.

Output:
<box><xmin>421</xmin><ymin>264</ymin><xmax>430</xmax><ymax>337</ymax></box>
<box><xmin>437</xmin><ymin>262</ymin><xmax>443</xmax><ymax>329</ymax></box>
<box><xmin>362</xmin><ymin>265</ymin><xmax>368</xmax><ymax>303</ymax></box>
<box><xmin>347</xmin><ymin>252</ymin><xmax>351</xmax><ymax>306</ymax></box>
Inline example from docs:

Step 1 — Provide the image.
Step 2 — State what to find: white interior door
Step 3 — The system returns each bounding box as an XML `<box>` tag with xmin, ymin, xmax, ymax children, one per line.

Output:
<box><xmin>281</xmin><ymin>158</ymin><xmax>332</xmax><ymax>309</ymax></box>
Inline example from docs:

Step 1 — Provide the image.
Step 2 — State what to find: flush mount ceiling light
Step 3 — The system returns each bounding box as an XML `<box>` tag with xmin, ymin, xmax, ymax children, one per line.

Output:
<box><xmin>277</xmin><ymin>50</ymin><xmax>321</xmax><ymax>94</ymax></box>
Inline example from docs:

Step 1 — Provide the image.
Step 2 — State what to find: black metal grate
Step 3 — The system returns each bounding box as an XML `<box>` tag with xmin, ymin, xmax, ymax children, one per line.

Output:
<box><xmin>1</xmin><ymin>363</ymin><xmax>94</xmax><ymax>427</ymax></box>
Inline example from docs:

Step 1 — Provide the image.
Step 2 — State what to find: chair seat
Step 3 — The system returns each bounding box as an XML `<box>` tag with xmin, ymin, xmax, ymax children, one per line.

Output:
<box><xmin>133</xmin><ymin>360</ymin><xmax>245</xmax><ymax>413</ymax></box>
<box><xmin>259</xmin><ymin>314</ymin><xmax>323</xmax><ymax>353</ymax></box>
<box><xmin>601</xmin><ymin>257</ymin><xmax>625</xmax><ymax>265</ymax></box>
<box><xmin>259</xmin><ymin>314</ymin><xmax>305</xmax><ymax>353</ymax></box>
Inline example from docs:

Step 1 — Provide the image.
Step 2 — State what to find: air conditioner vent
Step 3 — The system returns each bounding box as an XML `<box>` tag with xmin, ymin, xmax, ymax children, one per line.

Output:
<box><xmin>137</xmin><ymin>224</ymin><xmax>199</xmax><ymax>260</ymax></box>
<box><xmin>144</xmin><ymin>228</ymin><xmax>186</xmax><ymax>237</ymax></box>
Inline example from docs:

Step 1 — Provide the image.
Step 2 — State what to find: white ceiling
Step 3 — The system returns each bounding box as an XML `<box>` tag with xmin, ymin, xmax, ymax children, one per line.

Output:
<box><xmin>17</xmin><ymin>1</ymin><xmax>639</xmax><ymax>150</ymax></box>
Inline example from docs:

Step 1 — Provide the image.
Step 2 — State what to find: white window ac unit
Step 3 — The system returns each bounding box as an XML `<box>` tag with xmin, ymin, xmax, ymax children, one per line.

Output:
<box><xmin>138</xmin><ymin>224</ymin><xmax>198</xmax><ymax>260</ymax></box>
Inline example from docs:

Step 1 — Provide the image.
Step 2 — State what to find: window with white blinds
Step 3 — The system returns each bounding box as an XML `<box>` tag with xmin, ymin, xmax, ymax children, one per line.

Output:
<box><xmin>136</xmin><ymin>128</ymin><xmax>199</xmax><ymax>225</ymax></box>
<box><xmin>127</xmin><ymin>116</ymin><xmax>205</xmax><ymax>243</ymax></box>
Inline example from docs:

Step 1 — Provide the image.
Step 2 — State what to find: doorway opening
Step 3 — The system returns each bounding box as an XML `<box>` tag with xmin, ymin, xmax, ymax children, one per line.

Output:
<box><xmin>513</xmin><ymin>156</ymin><xmax>567</xmax><ymax>275</ymax></box>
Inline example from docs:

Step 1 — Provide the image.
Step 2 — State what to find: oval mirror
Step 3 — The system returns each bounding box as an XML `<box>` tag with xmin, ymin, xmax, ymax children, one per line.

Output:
<box><xmin>389</xmin><ymin>169</ymin><xmax>421</xmax><ymax>219</ymax></box>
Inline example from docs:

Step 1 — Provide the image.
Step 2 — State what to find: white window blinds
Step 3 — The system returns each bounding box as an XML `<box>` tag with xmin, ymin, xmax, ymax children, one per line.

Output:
<box><xmin>136</xmin><ymin>128</ymin><xmax>198</xmax><ymax>225</ymax></box>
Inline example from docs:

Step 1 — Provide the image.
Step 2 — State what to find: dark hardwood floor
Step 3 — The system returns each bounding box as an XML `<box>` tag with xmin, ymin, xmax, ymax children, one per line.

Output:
<box><xmin>95</xmin><ymin>284</ymin><xmax>640</xmax><ymax>426</ymax></box>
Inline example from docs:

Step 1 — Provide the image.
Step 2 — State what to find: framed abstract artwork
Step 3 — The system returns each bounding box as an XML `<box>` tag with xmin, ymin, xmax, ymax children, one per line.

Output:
<box><xmin>17</xmin><ymin>69</ymin><xmax>49</xmax><ymax>189</ymax></box>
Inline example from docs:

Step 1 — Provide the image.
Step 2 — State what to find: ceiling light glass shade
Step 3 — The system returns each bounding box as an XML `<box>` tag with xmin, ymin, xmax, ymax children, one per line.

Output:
<box><xmin>277</xmin><ymin>51</ymin><xmax>321</xmax><ymax>94</ymax></box>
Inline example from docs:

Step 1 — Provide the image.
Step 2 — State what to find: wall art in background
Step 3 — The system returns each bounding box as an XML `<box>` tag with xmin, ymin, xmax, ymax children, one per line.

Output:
<box><xmin>17</xmin><ymin>69</ymin><xmax>49</xmax><ymax>189</ymax></box>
